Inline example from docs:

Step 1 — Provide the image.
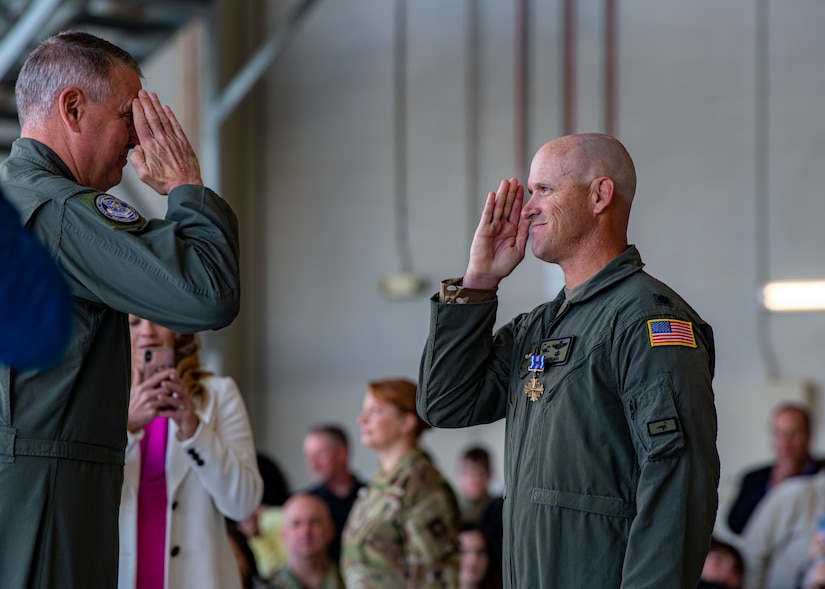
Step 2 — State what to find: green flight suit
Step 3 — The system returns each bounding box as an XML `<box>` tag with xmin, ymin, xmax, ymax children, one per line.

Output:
<box><xmin>418</xmin><ymin>246</ymin><xmax>720</xmax><ymax>589</ymax></box>
<box><xmin>0</xmin><ymin>138</ymin><xmax>240</xmax><ymax>589</ymax></box>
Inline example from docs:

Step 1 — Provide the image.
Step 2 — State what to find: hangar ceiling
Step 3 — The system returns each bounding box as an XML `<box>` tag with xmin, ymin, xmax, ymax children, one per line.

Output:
<box><xmin>0</xmin><ymin>0</ymin><xmax>210</xmax><ymax>154</ymax></box>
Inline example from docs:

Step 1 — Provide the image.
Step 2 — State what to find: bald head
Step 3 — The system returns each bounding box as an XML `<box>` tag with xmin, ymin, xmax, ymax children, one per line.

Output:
<box><xmin>524</xmin><ymin>133</ymin><xmax>636</xmax><ymax>285</ymax></box>
<box><xmin>536</xmin><ymin>133</ymin><xmax>636</xmax><ymax>206</ymax></box>
<box><xmin>283</xmin><ymin>493</ymin><xmax>332</xmax><ymax>521</ymax></box>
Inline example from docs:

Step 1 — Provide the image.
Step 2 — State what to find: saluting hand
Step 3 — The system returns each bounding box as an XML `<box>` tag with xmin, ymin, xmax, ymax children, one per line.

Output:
<box><xmin>129</xmin><ymin>89</ymin><xmax>203</xmax><ymax>195</ymax></box>
<box><xmin>463</xmin><ymin>177</ymin><xmax>530</xmax><ymax>289</ymax></box>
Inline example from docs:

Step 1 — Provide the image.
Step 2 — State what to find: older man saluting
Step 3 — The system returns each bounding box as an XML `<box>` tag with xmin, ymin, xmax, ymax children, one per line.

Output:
<box><xmin>0</xmin><ymin>31</ymin><xmax>240</xmax><ymax>589</ymax></box>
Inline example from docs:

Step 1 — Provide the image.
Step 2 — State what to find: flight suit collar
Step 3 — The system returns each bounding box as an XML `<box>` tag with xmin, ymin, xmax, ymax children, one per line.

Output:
<box><xmin>10</xmin><ymin>138</ymin><xmax>78</xmax><ymax>183</ymax></box>
<box><xmin>564</xmin><ymin>245</ymin><xmax>644</xmax><ymax>306</ymax></box>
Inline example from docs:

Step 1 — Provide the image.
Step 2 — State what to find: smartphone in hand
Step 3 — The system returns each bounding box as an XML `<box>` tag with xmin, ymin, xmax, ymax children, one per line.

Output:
<box><xmin>143</xmin><ymin>346</ymin><xmax>174</xmax><ymax>381</ymax></box>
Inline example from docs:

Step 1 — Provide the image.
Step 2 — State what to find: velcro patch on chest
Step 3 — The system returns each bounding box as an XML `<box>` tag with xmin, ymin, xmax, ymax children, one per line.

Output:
<box><xmin>539</xmin><ymin>335</ymin><xmax>574</xmax><ymax>366</ymax></box>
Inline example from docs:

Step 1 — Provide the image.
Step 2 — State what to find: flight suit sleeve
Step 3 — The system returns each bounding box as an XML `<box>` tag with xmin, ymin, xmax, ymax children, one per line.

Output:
<box><xmin>614</xmin><ymin>313</ymin><xmax>720</xmax><ymax>588</ymax></box>
<box><xmin>418</xmin><ymin>292</ymin><xmax>519</xmax><ymax>428</ymax></box>
<box><xmin>53</xmin><ymin>185</ymin><xmax>240</xmax><ymax>333</ymax></box>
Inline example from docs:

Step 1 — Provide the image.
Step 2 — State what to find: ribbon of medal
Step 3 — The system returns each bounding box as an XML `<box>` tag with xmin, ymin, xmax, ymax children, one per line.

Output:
<box><xmin>524</xmin><ymin>354</ymin><xmax>546</xmax><ymax>402</ymax></box>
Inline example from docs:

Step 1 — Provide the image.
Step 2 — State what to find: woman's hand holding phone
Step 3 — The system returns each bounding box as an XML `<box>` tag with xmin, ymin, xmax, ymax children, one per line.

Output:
<box><xmin>128</xmin><ymin>351</ymin><xmax>200</xmax><ymax>439</ymax></box>
<box><xmin>128</xmin><ymin>367</ymin><xmax>177</xmax><ymax>433</ymax></box>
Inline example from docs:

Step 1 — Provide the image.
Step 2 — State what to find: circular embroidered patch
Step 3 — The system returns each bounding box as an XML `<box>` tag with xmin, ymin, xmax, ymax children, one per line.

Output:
<box><xmin>95</xmin><ymin>194</ymin><xmax>140</xmax><ymax>224</ymax></box>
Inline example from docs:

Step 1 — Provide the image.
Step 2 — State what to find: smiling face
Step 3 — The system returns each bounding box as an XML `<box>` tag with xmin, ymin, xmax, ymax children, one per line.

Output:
<box><xmin>75</xmin><ymin>65</ymin><xmax>141</xmax><ymax>190</ymax></box>
<box><xmin>522</xmin><ymin>138</ymin><xmax>595</xmax><ymax>265</ymax></box>
<box><xmin>128</xmin><ymin>315</ymin><xmax>176</xmax><ymax>372</ymax></box>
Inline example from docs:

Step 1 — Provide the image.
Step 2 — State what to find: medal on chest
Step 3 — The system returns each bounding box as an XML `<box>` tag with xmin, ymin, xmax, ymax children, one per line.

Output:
<box><xmin>524</xmin><ymin>354</ymin><xmax>545</xmax><ymax>402</ymax></box>
<box><xmin>522</xmin><ymin>335</ymin><xmax>576</xmax><ymax>403</ymax></box>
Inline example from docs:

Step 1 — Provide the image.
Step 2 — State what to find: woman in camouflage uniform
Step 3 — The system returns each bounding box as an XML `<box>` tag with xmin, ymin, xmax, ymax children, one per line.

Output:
<box><xmin>341</xmin><ymin>379</ymin><xmax>460</xmax><ymax>588</ymax></box>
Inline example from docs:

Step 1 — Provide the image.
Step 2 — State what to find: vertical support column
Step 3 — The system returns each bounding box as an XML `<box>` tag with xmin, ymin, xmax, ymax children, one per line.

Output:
<box><xmin>200</xmin><ymin>0</ymin><xmax>268</xmax><ymax>432</ymax></box>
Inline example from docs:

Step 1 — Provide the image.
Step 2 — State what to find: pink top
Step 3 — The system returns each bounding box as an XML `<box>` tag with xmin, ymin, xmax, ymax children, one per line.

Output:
<box><xmin>137</xmin><ymin>417</ymin><xmax>169</xmax><ymax>589</ymax></box>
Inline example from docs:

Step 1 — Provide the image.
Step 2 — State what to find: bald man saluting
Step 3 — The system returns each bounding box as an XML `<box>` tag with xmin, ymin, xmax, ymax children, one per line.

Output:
<box><xmin>418</xmin><ymin>133</ymin><xmax>719</xmax><ymax>589</ymax></box>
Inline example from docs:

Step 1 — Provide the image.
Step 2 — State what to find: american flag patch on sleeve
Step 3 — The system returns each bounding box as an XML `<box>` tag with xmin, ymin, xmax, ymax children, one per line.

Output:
<box><xmin>647</xmin><ymin>319</ymin><xmax>697</xmax><ymax>348</ymax></box>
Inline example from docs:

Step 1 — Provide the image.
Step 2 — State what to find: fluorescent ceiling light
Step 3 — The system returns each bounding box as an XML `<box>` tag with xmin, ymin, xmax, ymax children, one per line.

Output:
<box><xmin>762</xmin><ymin>280</ymin><xmax>825</xmax><ymax>311</ymax></box>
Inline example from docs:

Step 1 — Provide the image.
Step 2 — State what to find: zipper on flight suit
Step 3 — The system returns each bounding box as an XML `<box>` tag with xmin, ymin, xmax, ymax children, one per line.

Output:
<box><xmin>507</xmin><ymin>298</ymin><xmax>571</xmax><ymax>587</ymax></box>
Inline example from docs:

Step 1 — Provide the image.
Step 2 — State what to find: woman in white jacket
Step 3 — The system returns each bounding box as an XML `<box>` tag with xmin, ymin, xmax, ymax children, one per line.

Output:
<box><xmin>119</xmin><ymin>316</ymin><xmax>263</xmax><ymax>589</ymax></box>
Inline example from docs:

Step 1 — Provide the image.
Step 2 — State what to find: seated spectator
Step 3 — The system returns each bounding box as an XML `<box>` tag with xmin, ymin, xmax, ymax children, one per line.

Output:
<box><xmin>226</xmin><ymin>520</ymin><xmax>276</xmax><ymax>589</ymax></box>
<box><xmin>728</xmin><ymin>403</ymin><xmax>821</xmax><ymax>534</ymax></box>
<box><xmin>233</xmin><ymin>453</ymin><xmax>292</xmax><ymax>580</ymax></box>
<box><xmin>699</xmin><ymin>536</ymin><xmax>743</xmax><ymax>589</ymax></box>
<box><xmin>741</xmin><ymin>470</ymin><xmax>825</xmax><ymax>589</ymax></box>
<box><xmin>802</xmin><ymin>516</ymin><xmax>825</xmax><ymax>589</ymax></box>
<box><xmin>456</xmin><ymin>445</ymin><xmax>504</xmax><ymax>576</ymax></box>
<box><xmin>459</xmin><ymin>523</ymin><xmax>502</xmax><ymax>589</ymax></box>
<box><xmin>457</xmin><ymin>446</ymin><xmax>495</xmax><ymax>525</ymax></box>
<box><xmin>303</xmin><ymin>424</ymin><xmax>366</xmax><ymax>563</ymax></box>
<box><xmin>270</xmin><ymin>493</ymin><xmax>344</xmax><ymax>589</ymax></box>
<box><xmin>258</xmin><ymin>452</ymin><xmax>292</xmax><ymax>508</ymax></box>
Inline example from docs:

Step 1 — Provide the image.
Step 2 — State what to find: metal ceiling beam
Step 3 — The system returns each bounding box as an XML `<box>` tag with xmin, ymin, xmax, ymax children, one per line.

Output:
<box><xmin>0</xmin><ymin>0</ymin><xmax>67</xmax><ymax>80</ymax></box>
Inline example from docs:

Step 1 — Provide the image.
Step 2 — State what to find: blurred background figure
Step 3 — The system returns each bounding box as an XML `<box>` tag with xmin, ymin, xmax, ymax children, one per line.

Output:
<box><xmin>270</xmin><ymin>493</ymin><xmax>344</xmax><ymax>589</ymax></box>
<box><xmin>728</xmin><ymin>403</ymin><xmax>821</xmax><ymax>535</ymax></box>
<box><xmin>698</xmin><ymin>537</ymin><xmax>743</xmax><ymax>589</ymax></box>
<box><xmin>118</xmin><ymin>316</ymin><xmax>262</xmax><ymax>589</ymax></box>
<box><xmin>456</xmin><ymin>445</ymin><xmax>503</xmax><ymax>576</ymax></box>
<box><xmin>233</xmin><ymin>453</ymin><xmax>292</xmax><ymax>580</ymax></box>
<box><xmin>802</xmin><ymin>519</ymin><xmax>825</xmax><ymax>589</ymax></box>
<box><xmin>341</xmin><ymin>378</ymin><xmax>460</xmax><ymax>588</ymax></box>
<box><xmin>0</xmin><ymin>185</ymin><xmax>71</xmax><ymax>371</ymax></box>
<box><xmin>303</xmin><ymin>424</ymin><xmax>366</xmax><ymax>563</ymax></box>
<box><xmin>741</xmin><ymin>469</ymin><xmax>825</xmax><ymax>589</ymax></box>
<box><xmin>226</xmin><ymin>520</ymin><xmax>275</xmax><ymax>589</ymax></box>
<box><xmin>458</xmin><ymin>523</ymin><xmax>502</xmax><ymax>589</ymax></box>
<box><xmin>457</xmin><ymin>446</ymin><xmax>494</xmax><ymax>525</ymax></box>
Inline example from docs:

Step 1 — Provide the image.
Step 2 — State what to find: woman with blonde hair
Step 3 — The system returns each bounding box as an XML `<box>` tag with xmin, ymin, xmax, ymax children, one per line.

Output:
<box><xmin>118</xmin><ymin>316</ymin><xmax>263</xmax><ymax>589</ymax></box>
<box><xmin>341</xmin><ymin>378</ymin><xmax>460</xmax><ymax>588</ymax></box>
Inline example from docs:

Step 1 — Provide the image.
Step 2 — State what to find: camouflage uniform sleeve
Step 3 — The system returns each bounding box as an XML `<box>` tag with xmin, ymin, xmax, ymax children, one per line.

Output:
<box><xmin>340</xmin><ymin>482</ymin><xmax>408</xmax><ymax>589</ymax></box>
<box><xmin>401</xmin><ymin>464</ymin><xmax>460</xmax><ymax>588</ymax></box>
<box><xmin>440</xmin><ymin>277</ymin><xmax>497</xmax><ymax>304</ymax></box>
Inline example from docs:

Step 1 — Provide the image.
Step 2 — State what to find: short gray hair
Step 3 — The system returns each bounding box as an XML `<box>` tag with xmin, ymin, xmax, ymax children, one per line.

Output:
<box><xmin>16</xmin><ymin>31</ymin><xmax>142</xmax><ymax>129</ymax></box>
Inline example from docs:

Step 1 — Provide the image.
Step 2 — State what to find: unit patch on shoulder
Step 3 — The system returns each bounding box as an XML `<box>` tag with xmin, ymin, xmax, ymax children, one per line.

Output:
<box><xmin>95</xmin><ymin>194</ymin><xmax>141</xmax><ymax>224</ymax></box>
<box><xmin>647</xmin><ymin>319</ymin><xmax>697</xmax><ymax>348</ymax></box>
